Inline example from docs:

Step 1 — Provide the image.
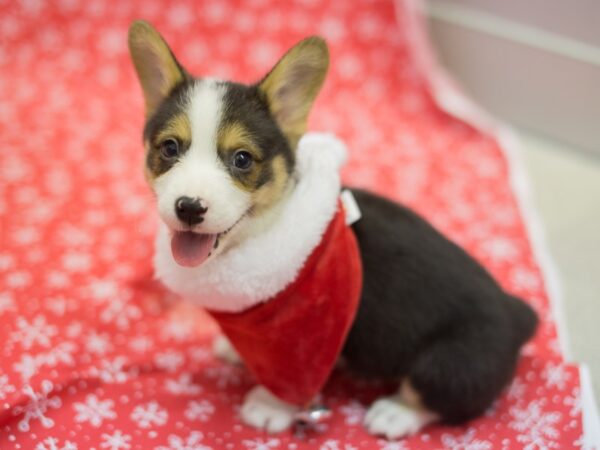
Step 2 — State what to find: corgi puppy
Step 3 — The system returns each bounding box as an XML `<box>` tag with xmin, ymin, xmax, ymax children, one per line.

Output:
<box><xmin>128</xmin><ymin>21</ymin><xmax>538</xmax><ymax>440</ymax></box>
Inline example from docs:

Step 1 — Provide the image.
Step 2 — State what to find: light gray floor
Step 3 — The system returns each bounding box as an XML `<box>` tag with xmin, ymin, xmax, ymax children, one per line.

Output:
<box><xmin>518</xmin><ymin>130</ymin><xmax>600</xmax><ymax>406</ymax></box>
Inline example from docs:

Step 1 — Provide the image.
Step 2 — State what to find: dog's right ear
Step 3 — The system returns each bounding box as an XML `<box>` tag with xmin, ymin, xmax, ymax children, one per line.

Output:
<box><xmin>128</xmin><ymin>21</ymin><xmax>187</xmax><ymax>117</ymax></box>
<box><xmin>258</xmin><ymin>37</ymin><xmax>329</xmax><ymax>150</ymax></box>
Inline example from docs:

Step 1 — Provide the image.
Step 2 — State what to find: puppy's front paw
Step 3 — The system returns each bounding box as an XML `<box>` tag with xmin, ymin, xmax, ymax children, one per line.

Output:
<box><xmin>240</xmin><ymin>385</ymin><xmax>299</xmax><ymax>433</ymax></box>
<box><xmin>212</xmin><ymin>335</ymin><xmax>242</xmax><ymax>365</ymax></box>
<box><xmin>364</xmin><ymin>397</ymin><xmax>431</xmax><ymax>440</ymax></box>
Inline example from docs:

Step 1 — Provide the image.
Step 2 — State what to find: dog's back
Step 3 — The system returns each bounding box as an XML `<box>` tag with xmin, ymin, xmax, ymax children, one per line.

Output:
<box><xmin>343</xmin><ymin>188</ymin><xmax>538</xmax><ymax>423</ymax></box>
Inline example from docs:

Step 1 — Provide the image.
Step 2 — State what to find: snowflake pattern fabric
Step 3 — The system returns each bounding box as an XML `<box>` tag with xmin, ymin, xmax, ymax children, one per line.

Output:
<box><xmin>0</xmin><ymin>0</ymin><xmax>584</xmax><ymax>448</ymax></box>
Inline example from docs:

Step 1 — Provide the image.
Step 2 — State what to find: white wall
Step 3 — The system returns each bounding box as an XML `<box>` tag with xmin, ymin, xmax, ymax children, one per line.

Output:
<box><xmin>425</xmin><ymin>0</ymin><xmax>600</xmax><ymax>154</ymax></box>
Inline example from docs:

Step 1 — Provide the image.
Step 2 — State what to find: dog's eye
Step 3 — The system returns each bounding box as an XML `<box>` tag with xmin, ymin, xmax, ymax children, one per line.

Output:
<box><xmin>233</xmin><ymin>150</ymin><xmax>253</xmax><ymax>170</ymax></box>
<box><xmin>160</xmin><ymin>138</ymin><xmax>179</xmax><ymax>159</ymax></box>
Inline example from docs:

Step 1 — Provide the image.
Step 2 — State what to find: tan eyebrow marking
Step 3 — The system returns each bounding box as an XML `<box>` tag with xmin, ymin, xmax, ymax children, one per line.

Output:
<box><xmin>154</xmin><ymin>112</ymin><xmax>191</xmax><ymax>145</ymax></box>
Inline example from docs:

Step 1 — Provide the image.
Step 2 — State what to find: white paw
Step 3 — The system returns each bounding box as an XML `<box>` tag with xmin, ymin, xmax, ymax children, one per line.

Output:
<box><xmin>240</xmin><ymin>385</ymin><xmax>299</xmax><ymax>433</ymax></box>
<box><xmin>364</xmin><ymin>397</ymin><xmax>432</xmax><ymax>440</ymax></box>
<box><xmin>212</xmin><ymin>335</ymin><xmax>242</xmax><ymax>365</ymax></box>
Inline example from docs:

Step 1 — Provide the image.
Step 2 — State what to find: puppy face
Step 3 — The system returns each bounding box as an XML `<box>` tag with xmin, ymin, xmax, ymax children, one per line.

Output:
<box><xmin>128</xmin><ymin>21</ymin><xmax>328</xmax><ymax>267</ymax></box>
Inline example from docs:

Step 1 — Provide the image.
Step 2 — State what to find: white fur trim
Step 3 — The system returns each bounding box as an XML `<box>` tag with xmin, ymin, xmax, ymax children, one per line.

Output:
<box><xmin>154</xmin><ymin>132</ymin><xmax>347</xmax><ymax>312</ymax></box>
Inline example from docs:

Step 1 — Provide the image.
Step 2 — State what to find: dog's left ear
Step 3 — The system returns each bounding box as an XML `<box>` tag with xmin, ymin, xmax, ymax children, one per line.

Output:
<box><xmin>259</xmin><ymin>37</ymin><xmax>329</xmax><ymax>149</ymax></box>
<box><xmin>128</xmin><ymin>20</ymin><xmax>187</xmax><ymax>117</ymax></box>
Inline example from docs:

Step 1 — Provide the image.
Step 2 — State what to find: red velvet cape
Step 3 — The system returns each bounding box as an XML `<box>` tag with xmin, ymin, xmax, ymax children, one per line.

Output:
<box><xmin>208</xmin><ymin>203</ymin><xmax>363</xmax><ymax>406</ymax></box>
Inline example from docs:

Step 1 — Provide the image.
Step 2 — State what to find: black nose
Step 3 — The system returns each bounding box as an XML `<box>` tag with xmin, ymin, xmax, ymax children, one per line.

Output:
<box><xmin>175</xmin><ymin>196</ymin><xmax>208</xmax><ymax>226</ymax></box>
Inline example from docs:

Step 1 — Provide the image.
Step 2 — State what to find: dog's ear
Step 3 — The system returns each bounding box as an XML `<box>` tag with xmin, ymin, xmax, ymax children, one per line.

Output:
<box><xmin>258</xmin><ymin>37</ymin><xmax>329</xmax><ymax>149</ymax></box>
<box><xmin>128</xmin><ymin>20</ymin><xmax>187</xmax><ymax>117</ymax></box>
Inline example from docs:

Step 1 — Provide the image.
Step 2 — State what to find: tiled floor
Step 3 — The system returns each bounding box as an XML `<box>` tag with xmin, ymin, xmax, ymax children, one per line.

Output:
<box><xmin>518</xmin><ymin>130</ymin><xmax>600</xmax><ymax>407</ymax></box>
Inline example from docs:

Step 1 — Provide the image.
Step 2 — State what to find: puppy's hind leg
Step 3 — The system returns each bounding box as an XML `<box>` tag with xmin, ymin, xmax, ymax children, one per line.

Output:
<box><xmin>408</xmin><ymin>327</ymin><xmax>520</xmax><ymax>425</ymax></box>
<box><xmin>364</xmin><ymin>380</ymin><xmax>438</xmax><ymax>440</ymax></box>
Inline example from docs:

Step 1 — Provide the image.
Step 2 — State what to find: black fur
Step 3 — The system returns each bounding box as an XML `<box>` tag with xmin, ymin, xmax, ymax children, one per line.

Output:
<box><xmin>144</xmin><ymin>80</ymin><xmax>194</xmax><ymax>177</ymax></box>
<box><xmin>342</xmin><ymin>189</ymin><xmax>538</xmax><ymax>423</ymax></box>
<box><xmin>221</xmin><ymin>82</ymin><xmax>295</xmax><ymax>176</ymax></box>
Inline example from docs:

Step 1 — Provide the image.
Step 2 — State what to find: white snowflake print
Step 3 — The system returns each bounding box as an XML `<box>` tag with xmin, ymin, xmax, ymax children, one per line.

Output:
<box><xmin>510</xmin><ymin>399</ymin><xmax>562</xmax><ymax>450</ymax></box>
<box><xmin>65</xmin><ymin>321</ymin><xmax>83</xmax><ymax>338</ymax></box>
<box><xmin>188</xmin><ymin>346</ymin><xmax>211</xmax><ymax>363</ymax></box>
<box><xmin>5</xmin><ymin>270</ymin><xmax>32</xmax><ymax>288</ymax></box>
<box><xmin>203</xmin><ymin>365</ymin><xmax>243</xmax><ymax>388</ymax></box>
<box><xmin>166</xmin><ymin>3</ymin><xmax>193</xmax><ymax>28</ymax></box>
<box><xmin>61</xmin><ymin>250</ymin><xmax>91</xmax><ymax>272</ymax></box>
<box><xmin>320</xmin><ymin>440</ymin><xmax>357</xmax><ymax>450</ymax></box>
<box><xmin>35</xmin><ymin>437</ymin><xmax>78</xmax><ymax>450</ymax></box>
<box><xmin>0</xmin><ymin>374</ymin><xmax>16</xmax><ymax>399</ymax></box>
<box><xmin>128</xmin><ymin>335</ymin><xmax>153</xmax><ymax>353</ymax></box>
<box><xmin>46</xmin><ymin>270</ymin><xmax>70</xmax><ymax>288</ymax></box>
<box><xmin>564</xmin><ymin>387</ymin><xmax>582</xmax><ymax>418</ymax></box>
<box><xmin>100</xmin><ymin>430</ymin><xmax>132</xmax><ymax>450</ymax></box>
<box><xmin>184</xmin><ymin>399</ymin><xmax>215</xmax><ymax>422</ymax></box>
<box><xmin>131</xmin><ymin>401</ymin><xmax>169</xmax><ymax>428</ymax></box>
<box><xmin>161</xmin><ymin>319</ymin><xmax>194</xmax><ymax>342</ymax></box>
<box><xmin>441</xmin><ymin>428</ymin><xmax>492</xmax><ymax>450</ymax></box>
<box><xmin>86</xmin><ymin>278</ymin><xmax>121</xmax><ymax>302</ymax></box>
<box><xmin>73</xmin><ymin>394</ymin><xmax>116</xmax><ymax>427</ymax></box>
<box><xmin>100</xmin><ymin>297</ymin><xmax>142</xmax><ymax>330</ymax></box>
<box><xmin>480</xmin><ymin>237</ymin><xmax>519</xmax><ymax>262</ymax></box>
<box><xmin>0</xmin><ymin>156</ymin><xmax>30</xmax><ymax>182</ymax></box>
<box><xmin>45</xmin><ymin>296</ymin><xmax>68</xmax><ymax>316</ymax></box>
<box><xmin>165</xmin><ymin>373</ymin><xmax>202</xmax><ymax>396</ymax></box>
<box><xmin>57</xmin><ymin>223</ymin><xmax>92</xmax><ymax>247</ymax></box>
<box><xmin>13</xmin><ymin>353</ymin><xmax>42</xmax><ymax>380</ymax></box>
<box><xmin>542</xmin><ymin>362</ymin><xmax>572</xmax><ymax>391</ymax></box>
<box><xmin>242</xmin><ymin>438</ymin><xmax>280</xmax><ymax>450</ymax></box>
<box><xmin>13</xmin><ymin>226</ymin><xmax>40</xmax><ymax>245</ymax></box>
<box><xmin>0</xmin><ymin>291</ymin><xmax>15</xmax><ymax>314</ymax></box>
<box><xmin>338</xmin><ymin>400</ymin><xmax>365</xmax><ymax>425</ymax></box>
<box><xmin>12</xmin><ymin>380</ymin><xmax>62</xmax><ymax>432</ymax></box>
<box><xmin>154</xmin><ymin>350</ymin><xmax>185</xmax><ymax>373</ymax></box>
<box><xmin>510</xmin><ymin>266</ymin><xmax>541</xmax><ymax>292</ymax></box>
<box><xmin>11</xmin><ymin>314</ymin><xmax>58</xmax><ymax>349</ymax></box>
<box><xmin>13</xmin><ymin>342</ymin><xmax>77</xmax><ymax>381</ymax></box>
<box><xmin>90</xmin><ymin>356</ymin><xmax>130</xmax><ymax>383</ymax></box>
<box><xmin>43</xmin><ymin>341</ymin><xmax>77</xmax><ymax>366</ymax></box>
<box><xmin>155</xmin><ymin>431</ymin><xmax>211</xmax><ymax>450</ymax></box>
<box><xmin>572</xmin><ymin>434</ymin><xmax>585</xmax><ymax>448</ymax></box>
<box><xmin>0</xmin><ymin>253</ymin><xmax>15</xmax><ymax>271</ymax></box>
<box><xmin>376</xmin><ymin>439</ymin><xmax>408</xmax><ymax>450</ymax></box>
<box><xmin>507</xmin><ymin>376</ymin><xmax>527</xmax><ymax>400</ymax></box>
<box><xmin>85</xmin><ymin>331</ymin><xmax>113</xmax><ymax>355</ymax></box>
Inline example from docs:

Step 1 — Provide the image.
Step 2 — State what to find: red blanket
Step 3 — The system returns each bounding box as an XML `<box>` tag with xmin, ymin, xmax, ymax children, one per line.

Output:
<box><xmin>0</xmin><ymin>0</ymin><xmax>587</xmax><ymax>448</ymax></box>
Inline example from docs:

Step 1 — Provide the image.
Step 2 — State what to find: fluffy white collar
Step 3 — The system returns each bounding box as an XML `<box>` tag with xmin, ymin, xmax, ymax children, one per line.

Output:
<box><xmin>153</xmin><ymin>132</ymin><xmax>348</xmax><ymax>313</ymax></box>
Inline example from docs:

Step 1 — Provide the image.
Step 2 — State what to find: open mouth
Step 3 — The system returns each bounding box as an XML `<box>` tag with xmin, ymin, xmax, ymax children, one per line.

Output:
<box><xmin>171</xmin><ymin>232</ymin><xmax>218</xmax><ymax>267</ymax></box>
<box><xmin>170</xmin><ymin>214</ymin><xmax>247</xmax><ymax>268</ymax></box>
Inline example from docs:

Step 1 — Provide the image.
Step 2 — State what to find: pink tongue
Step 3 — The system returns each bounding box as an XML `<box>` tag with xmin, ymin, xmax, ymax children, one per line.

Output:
<box><xmin>171</xmin><ymin>231</ymin><xmax>217</xmax><ymax>267</ymax></box>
